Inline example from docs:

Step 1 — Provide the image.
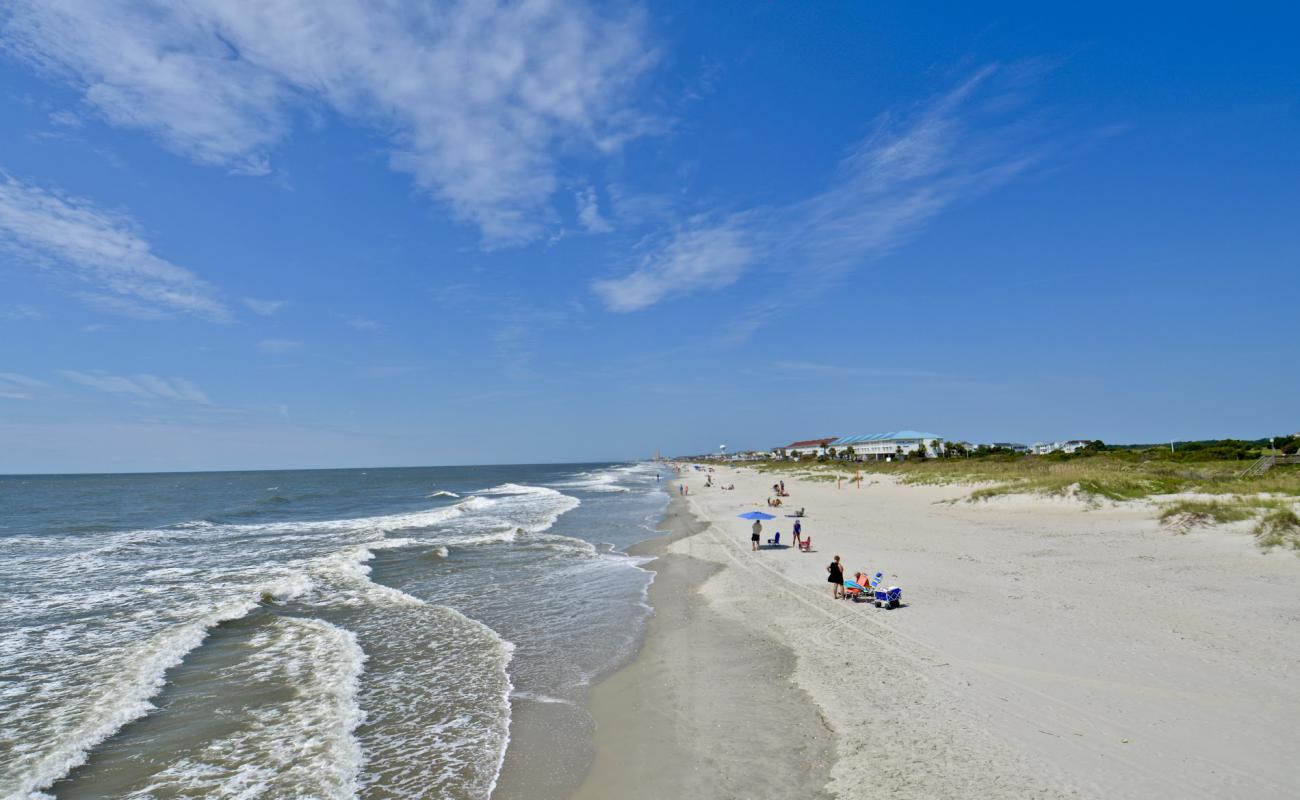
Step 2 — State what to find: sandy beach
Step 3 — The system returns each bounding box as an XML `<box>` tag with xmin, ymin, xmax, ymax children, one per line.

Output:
<box><xmin>574</xmin><ymin>464</ymin><xmax>1300</xmax><ymax>799</ymax></box>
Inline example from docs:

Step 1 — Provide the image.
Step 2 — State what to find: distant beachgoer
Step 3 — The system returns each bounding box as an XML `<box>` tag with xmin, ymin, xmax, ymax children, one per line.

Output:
<box><xmin>751</xmin><ymin>520</ymin><xmax>762</xmax><ymax>551</ymax></box>
<box><xmin>827</xmin><ymin>555</ymin><xmax>844</xmax><ymax>599</ymax></box>
<box><xmin>780</xmin><ymin>479</ymin><xmax>785</xmax><ymax>494</ymax></box>
<box><xmin>793</xmin><ymin>519</ymin><xmax>802</xmax><ymax>545</ymax></box>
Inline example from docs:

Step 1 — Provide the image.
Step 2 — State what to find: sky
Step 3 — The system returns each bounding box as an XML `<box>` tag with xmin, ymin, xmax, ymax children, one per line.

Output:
<box><xmin>1</xmin><ymin>1</ymin><xmax>1297</xmax><ymax>473</ymax></box>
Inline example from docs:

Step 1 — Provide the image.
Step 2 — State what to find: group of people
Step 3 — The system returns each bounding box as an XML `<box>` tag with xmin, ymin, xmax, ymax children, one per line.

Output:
<box><xmin>825</xmin><ymin>556</ymin><xmax>876</xmax><ymax>600</ymax></box>
<box><xmin>695</xmin><ymin>465</ymin><xmax>877</xmax><ymax>602</ymax></box>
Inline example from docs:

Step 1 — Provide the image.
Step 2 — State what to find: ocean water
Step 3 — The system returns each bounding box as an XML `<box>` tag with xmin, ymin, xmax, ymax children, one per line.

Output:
<box><xmin>0</xmin><ymin>462</ymin><xmax>668</xmax><ymax>799</ymax></box>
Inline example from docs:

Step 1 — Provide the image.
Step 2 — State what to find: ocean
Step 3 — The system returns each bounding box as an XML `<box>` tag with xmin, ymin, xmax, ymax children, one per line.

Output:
<box><xmin>0</xmin><ymin>462</ymin><xmax>669</xmax><ymax>799</ymax></box>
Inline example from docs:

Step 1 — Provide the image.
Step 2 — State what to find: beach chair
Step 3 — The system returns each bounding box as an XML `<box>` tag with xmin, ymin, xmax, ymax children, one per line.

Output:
<box><xmin>766</xmin><ymin>531</ymin><xmax>781</xmax><ymax>546</ymax></box>
<box><xmin>798</xmin><ymin>536</ymin><xmax>812</xmax><ymax>552</ymax></box>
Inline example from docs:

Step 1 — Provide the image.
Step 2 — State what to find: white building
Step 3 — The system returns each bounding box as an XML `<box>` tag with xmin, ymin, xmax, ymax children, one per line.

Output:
<box><xmin>1031</xmin><ymin>440</ymin><xmax>1093</xmax><ymax>455</ymax></box>
<box><xmin>830</xmin><ymin>431</ymin><xmax>944</xmax><ymax>461</ymax></box>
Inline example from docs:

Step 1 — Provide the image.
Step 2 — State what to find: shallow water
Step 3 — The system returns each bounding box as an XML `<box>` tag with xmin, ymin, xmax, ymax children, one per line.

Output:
<box><xmin>0</xmin><ymin>462</ymin><xmax>668</xmax><ymax>799</ymax></box>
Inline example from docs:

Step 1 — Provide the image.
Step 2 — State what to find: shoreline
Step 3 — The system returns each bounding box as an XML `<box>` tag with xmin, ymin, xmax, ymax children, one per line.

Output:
<box><xmin>568</xmin><ymin>492</ymin><xmax>836</xmax><ymax>799</ymax></box>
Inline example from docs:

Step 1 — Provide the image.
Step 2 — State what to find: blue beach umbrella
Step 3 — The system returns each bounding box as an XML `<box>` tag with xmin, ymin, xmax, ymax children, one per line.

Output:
<box><xmin>737</xmin><ymin>511</ymin><xmax>775</xmax><ymax>520</ymax></box>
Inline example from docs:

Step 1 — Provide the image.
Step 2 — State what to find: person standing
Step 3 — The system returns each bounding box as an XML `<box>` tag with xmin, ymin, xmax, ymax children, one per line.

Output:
<box><xmin>827</xmin><ymin>555</ymin><xmax>844</xmax><ymax>598</ymax></box>
<box><xmin>793</xmin><ymin>519</ymin><xmax>803</xmax><ymax>546</ymax></box>
<box><xmin>751</xmin><ymin>519</ymin><xmax>762</xmax><ymax>550</ymax></box>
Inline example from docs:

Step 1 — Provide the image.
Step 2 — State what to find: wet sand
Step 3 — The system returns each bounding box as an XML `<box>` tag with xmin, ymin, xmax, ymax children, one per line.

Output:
<box><xmin>569</xmin><ymin>497</ymin><xmax>835</xmax><ymax>799</ymax></box>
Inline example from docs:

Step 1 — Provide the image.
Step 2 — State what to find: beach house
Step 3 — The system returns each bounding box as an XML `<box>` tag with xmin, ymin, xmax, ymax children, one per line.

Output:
<box><xmin>777</xmin><ymin>437</ymin><xmax>839</xmax><ymax>459</ymax></box>
<box><xmin>830</xmin><ymin>431</ymin><xmax>944</xmax><ymax>461</ymax></box>
<box><xmin>1030</xmin><ymin>440</ymin><xmax>1093</xmax><ymax>455</ymax></box>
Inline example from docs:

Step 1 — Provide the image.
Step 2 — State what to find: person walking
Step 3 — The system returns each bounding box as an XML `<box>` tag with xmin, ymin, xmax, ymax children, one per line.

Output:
<box><xmin>827</xmin><ymin>555</ymin><xmax>845</xmax><ymax>599</ymax></box>
<box><xmin>751</xmin><ymin>520</ymin><xmax>762</xmax><ymax>551</ymax></box>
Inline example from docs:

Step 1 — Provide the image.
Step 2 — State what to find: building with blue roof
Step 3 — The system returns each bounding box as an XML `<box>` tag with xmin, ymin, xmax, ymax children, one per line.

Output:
<box><xmin>829</xmin><ymin>431</ymin><xmax>944</xmax><ymax>461</ymax></box>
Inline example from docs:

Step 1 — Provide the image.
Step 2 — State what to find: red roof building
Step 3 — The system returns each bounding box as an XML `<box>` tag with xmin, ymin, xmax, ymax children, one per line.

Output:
<box><xmin>781</xmin><ymin>437</ymin><xmax>838</xmax><ymax>451</ymax></box>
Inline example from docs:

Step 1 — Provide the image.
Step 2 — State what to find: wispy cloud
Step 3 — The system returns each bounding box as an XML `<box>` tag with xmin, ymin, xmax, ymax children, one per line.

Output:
<box><xmin>594</xmin><ymin>65</ymin><xmax>1046</xmax><ymax>313</ymax></box>
<box><xmin>0</xmin><ymin>174</ymin><xmax>227</xmax><ymax>319</ymax></box>
<box><xmin>257</xmin><ymin>338</ymin><xmax>302</xmax><ymax>354</ymax></box>
<box><xmin>2</xmin><ymin>0</ymin><xmax>655</xmax><ymax>245</ymax></box>
<box><xmin>769</xmin><ymin>361</ymin><xmax>944</xmax><ymax>379</ymax></box>
<box><xmin>0</xmin><ymin>304</ymin><xmax>45</xmax><ymax>321</ymax></box>
<box><xmin>0</xmin><ymin>371</ymin><xmax>49</xmax><ymax>400</ymax></box>
<box><xmin>48</xmin><ymin>109</ymin><xmax>82</xmax><ymax>128</ymax></box>
<box><xmin>576</xmin><ymin>185</ymin><xmax>612</xmax><ymax>233</ymax></box>
<box><xmin>341</xmin><ymin>315</ymin><xmax>382</xmax><ymax>332</ymax></box>
<box><xmin>242</xmin><ymin>297</ymin><xmax>287</xmax><ymax>316</ymax></box>
<box><xmin>593</xmin><ymin>215</ymin><xmax>757</xmax><ymax>311</ymax></box>
<box><xmin>59</xmin><ymin>369</ymin><xmax>212</xmax><ymax>404</ymax></box>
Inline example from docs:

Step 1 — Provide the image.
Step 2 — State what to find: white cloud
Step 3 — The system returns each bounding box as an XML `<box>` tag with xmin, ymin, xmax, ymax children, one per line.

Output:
<box><xmin>59</xmin><ymin>370</ymin><xmax>212</xmax><ymax>404</ymax></box>
<box><xmin>341</xmin><ymin>315</ymin><xmax>381</xmax><ymax>332</ymax></box>
<box><xmin>0</xmin><ymin>175</ymin><xmax>227</xmax><ymax>319</ymax></box>
<box><xmin>242</xmin><ymin>297</ymin><xmax>287</xmax><ymax>316</ymax></box>
<box><xmin>1</xmin><ymin>0</ymin><xmax>655</xmax><ymax>245</ymax></box>
<box><xmin>257</xmin><ymin>338</ymin><xmax>302</xmax><ymax>354</ymax></box>
<box><xmin>594</xmin><ymin>65</ymin><xmax>1045</xmax><ymax>312</ymax></box>
<box><xmin>0</xmin><ymin>304</ymin><xmax>45</xmax><ymax>320</ymax></box>
<box><xmin>0</xmin><ymin>371</ymin><xmax>49</xmax><ymax>399</ymax></box>
<box><xmin>593</xmin><ymin>217</ymin><xmax>757</xmax><ymax>311</ymax></box>
<box><xmin>0</xmin><ymin>372</ymin><xmax>49</xmax><ymax>388</ymax></box>
<box><xmin>48</xmin><ymin>109</ymin><xmax>83</xmax><ymax>128</ymax></box>
<box><xmin>576</xmin><ymin>185</ymin><xmax>612</xmax><ymax>233</ymax></box>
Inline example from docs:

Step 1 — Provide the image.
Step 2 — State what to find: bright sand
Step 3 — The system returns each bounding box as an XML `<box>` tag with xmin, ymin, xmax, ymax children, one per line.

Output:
<box><xmin>573</xmin><ymin>465</ymin><xmax>1300</xmax><ymax>799</ymax></box>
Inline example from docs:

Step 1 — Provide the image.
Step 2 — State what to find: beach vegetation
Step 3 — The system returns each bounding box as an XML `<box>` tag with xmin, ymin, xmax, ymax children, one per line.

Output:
<box><xmin>742</xmin><ymin>449</ymin><xmax>1300</xmax><ymax>551</ymax></box>
<box><xmin>1255</xmin><ymin>508</ymin><xmax>1300</xmax><ymax>550</ymax></box>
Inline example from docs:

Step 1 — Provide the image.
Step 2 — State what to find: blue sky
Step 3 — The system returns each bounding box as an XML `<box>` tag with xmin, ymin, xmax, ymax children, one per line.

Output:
<box><xmin>1</xmin><ymin>1</ymin><xmax>1297</xmax><ymax>473</ymax></box>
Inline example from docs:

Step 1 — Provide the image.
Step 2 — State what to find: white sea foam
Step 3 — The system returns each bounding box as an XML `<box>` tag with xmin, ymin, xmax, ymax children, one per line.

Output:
<box><xmin>0</xmin><ymin>599</ymin><xmax>258</xmax><ymax>799</ymax></box>
<box><xmin>120</xmin><ymin>617</ymin><xmax>366</xmax><ymax>800</ymax></box>
<box><xmin>553</xmin><ymin>470</ymin><xmax>632</xmax><ymax>492</ymax></box>
<box><xmin>1</xmin><ymin>476</ymin><xmax>586</xmax><ymax>798</ymax></box>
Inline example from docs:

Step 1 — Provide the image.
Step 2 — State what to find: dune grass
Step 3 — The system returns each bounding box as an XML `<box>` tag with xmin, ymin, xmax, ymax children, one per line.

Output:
<box><xmin>1255</xmin><ymin>508</ymin><xmax>1300</xmax><ymax>550</ymax></box>
<box><xmin>1157</xmin><ymin>499</ymin><xmax>1257</xmax><ymax>527</ymax></box>
<box><xmin>753</xmin><ymin>456</ymin><xmax>1300</xmax><ymax>501</ymax></box>
<box><xmin>742</xmin><ymin>457</ymin><xmax>1300</xmax><ymax>551</ymax></box>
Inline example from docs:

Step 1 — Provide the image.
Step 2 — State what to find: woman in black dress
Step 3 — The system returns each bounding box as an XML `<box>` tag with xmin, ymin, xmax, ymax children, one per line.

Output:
<box><xmin>827</xmin><ymin>555</ymin><xmax>844</xmax><ymax>599</ymax></box>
